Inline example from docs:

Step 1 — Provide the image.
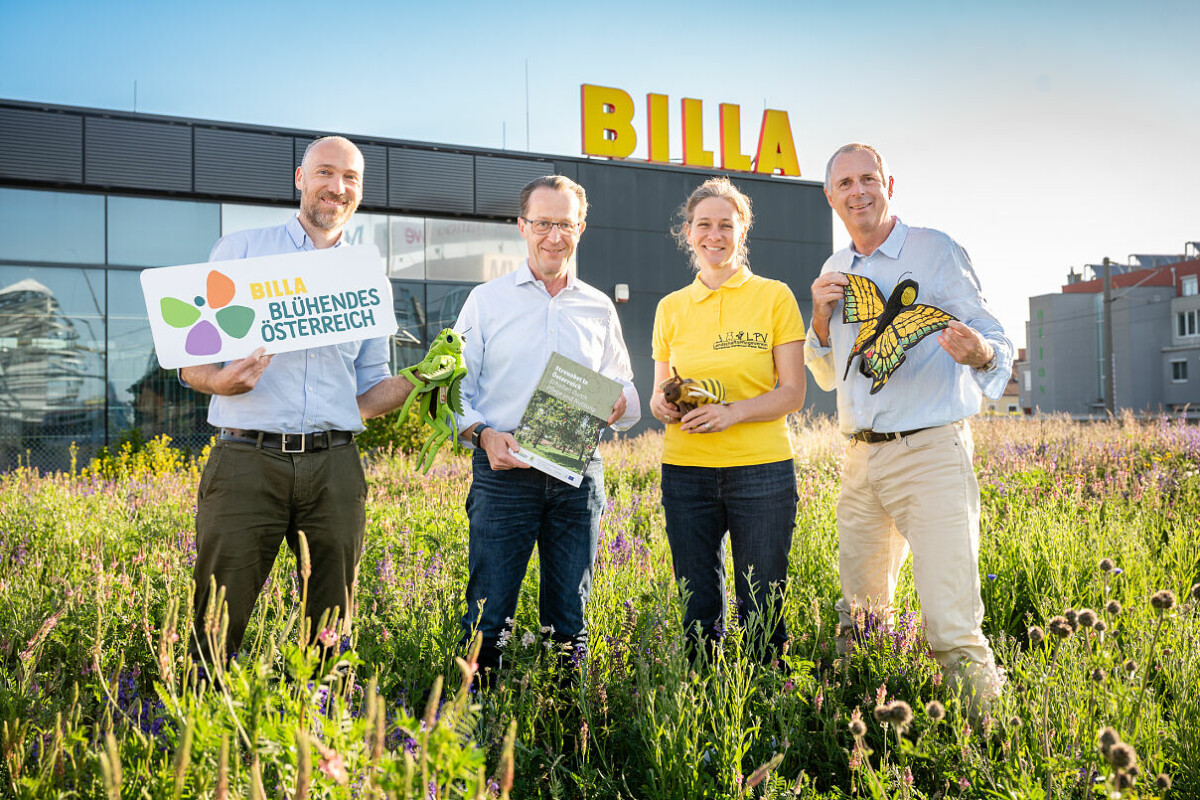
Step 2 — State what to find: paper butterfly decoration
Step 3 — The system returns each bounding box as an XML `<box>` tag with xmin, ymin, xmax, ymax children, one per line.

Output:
<box><xmin>840</xmin><ymin>272</ymin><xmax>956</xmax><ymax>394</ymax></box>
<box><xmin>159</xmin><ymin>270</ymin><xmax>256</xmax><ymax>357</ymax></box>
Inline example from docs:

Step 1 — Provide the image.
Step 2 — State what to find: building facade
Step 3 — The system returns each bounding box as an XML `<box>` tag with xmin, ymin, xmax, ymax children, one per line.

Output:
<box><xmin>0</xmin><ymin>99</ymin><xmax>833</xmax><ymax>471</ymax></box>
<box><xmin>1021</xmin><ymin>258</ymin><xmax>1200</xmax><ymax>416</ymax></box>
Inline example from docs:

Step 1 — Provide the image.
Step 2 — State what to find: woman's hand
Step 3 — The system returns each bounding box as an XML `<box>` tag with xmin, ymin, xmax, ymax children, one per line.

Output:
<box><xmin>679</xmin><ymin>402</ymin><xmax>742</xmax><ymax>434</ymax></box>
<box><xmin>650</xmin><ymin>391</ymin><xmax>683</xmax><ymax>425</ymax></box>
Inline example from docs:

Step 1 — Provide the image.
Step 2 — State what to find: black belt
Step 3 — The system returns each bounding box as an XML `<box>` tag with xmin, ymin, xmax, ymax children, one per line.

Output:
<box><xmin>219</xmin><ymin>428</ymin><xmax>354</xmax><ymax>453</ymax></box>
<box><xmin>851</xmin><ymin>427</ymin><xmax>930</xmax><ymax>444</ymax></box>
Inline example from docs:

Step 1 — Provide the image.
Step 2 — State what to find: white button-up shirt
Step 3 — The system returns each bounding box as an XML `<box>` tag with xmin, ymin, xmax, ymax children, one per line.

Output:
<box><xmin>453</xmin><ymin>261</ymin><xmax>640</xmax><ymax>438</ymax></box>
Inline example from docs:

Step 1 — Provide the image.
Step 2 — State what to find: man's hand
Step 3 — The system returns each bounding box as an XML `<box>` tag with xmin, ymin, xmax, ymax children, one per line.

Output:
<box><xmin>938</xmin><ymin>321</ymin><xmax>994</xmax><ymax>369</ymax></box>
<box><xmin>606</xmin><ymin>393</ymin><xmax>628</xmax><ymax>426</ymax></box>
<box><xmin>474</xmin><ymin>426</ymin><xmax>530</xmax><ymax>471</ymax></box>
<box><xmin>810</xmin><ymin>272</ymin><xmax>849</xmax><ymax>345</ymax></box>
<box><xmin>180</xmin><ymin>347</ymin><xmax>272</xmax><ymax>396</ymax></box>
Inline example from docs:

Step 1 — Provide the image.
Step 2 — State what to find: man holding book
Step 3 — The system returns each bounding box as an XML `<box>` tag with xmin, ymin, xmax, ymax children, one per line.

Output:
<box><xmin>454</xmin><ymin>175</ymin><xmax>640</xmax><ymax>677</ymax></box>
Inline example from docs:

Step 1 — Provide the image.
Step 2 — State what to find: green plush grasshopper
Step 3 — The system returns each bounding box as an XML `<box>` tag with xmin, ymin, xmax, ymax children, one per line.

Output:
<box><xmin>396</xmin><ymin>328</ymin><xmax>468</xmax><ymax>473</ymax></box>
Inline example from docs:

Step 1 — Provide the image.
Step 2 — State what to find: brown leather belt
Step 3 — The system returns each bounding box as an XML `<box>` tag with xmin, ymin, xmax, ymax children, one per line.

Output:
<box><xmin>851</xmin><ymin>427</ymin><xmax>930</xmax><ymax>444</ymax></box>
<box><xmin>219</xmin><ymin>428</ymin><xmax>354</xmax><ymax>453</ymax></box>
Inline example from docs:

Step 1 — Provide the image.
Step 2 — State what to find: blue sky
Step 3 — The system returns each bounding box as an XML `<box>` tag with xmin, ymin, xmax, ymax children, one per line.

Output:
<box><xmin>4</xmin><ymin>0</ymin><xmax>1198</xmax><ymax>349</ymax></box>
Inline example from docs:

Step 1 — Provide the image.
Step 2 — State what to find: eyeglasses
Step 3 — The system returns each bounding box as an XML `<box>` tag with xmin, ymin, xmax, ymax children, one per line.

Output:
<box><xmin>521</xmin><ymin>218</ymin><xmax>580</xmax><ymax>236</ymax></box>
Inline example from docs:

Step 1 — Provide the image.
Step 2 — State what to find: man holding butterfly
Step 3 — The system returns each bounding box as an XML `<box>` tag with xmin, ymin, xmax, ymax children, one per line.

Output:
<box><xmin>805</xmin><ymin>143</ymin><xmax>1013</xmax><ymax>713</ymax></box>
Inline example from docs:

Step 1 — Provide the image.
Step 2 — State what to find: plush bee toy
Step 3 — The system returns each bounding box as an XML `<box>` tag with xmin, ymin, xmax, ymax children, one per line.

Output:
<box><xmin>659</xmin><ymin>367</ymin><xmax>726</xmax><ymax>414</ymax></box>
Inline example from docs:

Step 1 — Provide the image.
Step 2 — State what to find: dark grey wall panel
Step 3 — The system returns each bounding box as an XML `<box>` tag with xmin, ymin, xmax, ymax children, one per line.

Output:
<box><xmin>389</xmin><ymin>149</ymin><xmax>473</xmax><ymax>214</ymax></box>
<box><xmin>0</xmin><ymin>107</ymin><xmax>82</xmax><ymax>183</ymax></box>
<box><xmin>474</xmin><ymin>155</ymin><xmax>550</xmax><ymax>216</ymax></box>
<box><xmin>552</xmin><ymin>160</ymin><xmax>578</xmax><ymax>182</ymax></box>
<box><xmin>85</xmin><ymin>117</ymin><xmax>192</xmax><ymax>191</ymax></box>
<box><xmin>292</xmin><ymin>137</ymin><xmax>387</xmax><ymax>207</ymax></box>
<box><xmin>740</xmin><ymin>180</ymin><xmax>830</xmax><ymax>243</ymax></box>
<box><xmin>194</xmin><ymin>128</ymin><xmax>294</xmax><ymax>199</ymax></box>
<box><xmin>577</xmin><ymin>162</ymin><xmax>697</xmax><ymax>232</ymax></box>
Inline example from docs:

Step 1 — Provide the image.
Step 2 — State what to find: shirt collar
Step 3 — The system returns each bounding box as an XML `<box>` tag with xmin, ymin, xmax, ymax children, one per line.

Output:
<box><xmin>285</xmin><ymin>213</ymin><xmax>346</xmax><ymax>250</ymax></box>
<box><xmin>850</xmin><ymin>216</ymin><xmax>909</xmax><ymax>261</ymax></box>
<box><xmin>515</xmin><ymin>259</ymin><xmax>579</xmax><ymax>291</ymax></box>
<box><xmin>685</xmin><ymin>266</ymin><xmax>753</xmax><ymax>302</ymax></box>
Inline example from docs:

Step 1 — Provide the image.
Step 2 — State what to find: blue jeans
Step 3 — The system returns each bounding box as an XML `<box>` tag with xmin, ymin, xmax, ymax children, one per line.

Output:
<box><xmin>462</xmin><ymin>450</ymin><xmax>605</xmax><ymax>672</ymax></box>
<box><xmin>661</xmin><ymin>459</ymin><xmax>797</xmax><ymax>658</ymax></box>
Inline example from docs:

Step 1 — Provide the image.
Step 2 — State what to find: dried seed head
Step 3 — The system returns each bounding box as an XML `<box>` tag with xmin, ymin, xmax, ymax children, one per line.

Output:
<box><xmin>1105</xmin><ymin>599</ymin><xmax>1122</xmax><ymax>616</ymax></box>
<box><xmin>1028</xmin><ymin>625</ymin><xmax>1045</xmax><ymax>645</ymax></box>
<box><xmin>1093</xmin><ymin>620</ymin><xmax>1108</xmax><ymax>634</ymax></box>
<box><xmin>1123</xmin><ymin>659</ymin><xmax>1137</xmax><ymax>674</ymax></box>
<box><xmin>1156</xmin><ymin>773</ymin><xmax>1172</xmax><ymax>790</ymax></box>
<box><xmin>1098</xmin><ymin>727</ymin><xmax>1120</xmax><ymax>751</ymax></box>
<box><xmin>1007</xmin><ymin>715</ymin><xmax>1022</xmax><ymax>728</ymax></box>
<box><xmin>1076</xmin><ymin>608</ymin><xmax>1098</xmax><ymax>628</ymax></box>
<box><xmin>925</xmin><ymin>700</ymin><xmax>945</xmax><ymax>721</ymax></box>
<box><xmin>1090</xmin><ymin>667</ymin><xmax>1106</xmax><ymax>683</ymax></box>
<box><xmin>1115</xmin><ymin>771</ymin><xmax>1134</xmax><ymax>790</ymax></box>
<box><xmin>1099</xmin><ymin>558</ymin><xmax>1115</xmax><ymax>572</ymax></box>
<box><xmin>848</xmin><ymin>718</ymin><xmax>867</xmax><ymax>738</ymax></box>
<box><xmin>1162</xmin><ymin>647</ymin><xmax>1173</xmax><ymax>658</ymax></box>
<box><xmin>872</xmin><ymin>705</ymin><xmax>890</xmax><ymax>723</ymax></box>
<box><xmin>888</xmin><ymin>700</ymin><xmax>913</xmax><ymax>727</ymax></box>
<box><xmin>1107</xmin><ymin>742</ymin><xmax>1137</xmax><ymax>770</ymax></box>
<box><xmin>1191</xmin><ymin>583</ymin><xmax>1200</xmax><ymax>602</ymax></box>
<box><xmin>1048</xmin><ymin>616</ymin><xmax>1074</xmax><ymax>640</ymax></box>
<box><xmin>1064</xmin><ymin>609</ymin><xmax>1078</xmax><ymax>627</ymax></box>
<box><xmin>1151</xmin><ymin>590</ymin><xmax>1176</xmax><ymax>611</ymax></box>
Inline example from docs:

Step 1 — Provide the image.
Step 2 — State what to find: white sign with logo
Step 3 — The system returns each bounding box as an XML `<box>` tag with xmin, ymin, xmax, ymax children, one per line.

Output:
<box><xmin>140</xmin><ymin>245</ymin><xmax>397</xmax><ymax>369</ymax></box>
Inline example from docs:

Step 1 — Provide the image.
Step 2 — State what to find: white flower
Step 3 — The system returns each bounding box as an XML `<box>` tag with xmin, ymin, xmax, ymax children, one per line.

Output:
<box><xmin>521</xmin><ymin>631</ymin><xmax>536</xmax><ymax>648</ymax></box>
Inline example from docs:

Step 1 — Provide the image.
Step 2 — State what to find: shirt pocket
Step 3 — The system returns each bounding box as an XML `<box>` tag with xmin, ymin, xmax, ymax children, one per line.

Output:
<box><xmin>565</xmin><ymin>314</ymin><xmax>611</xmax><ymax>365</ymax></box>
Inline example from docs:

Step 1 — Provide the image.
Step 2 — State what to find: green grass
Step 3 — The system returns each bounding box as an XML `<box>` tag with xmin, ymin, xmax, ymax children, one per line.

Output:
<box><xmin>0</xmin><ymin>413</ymin><xmax>1198</xmax><ymax>797</ymax></box>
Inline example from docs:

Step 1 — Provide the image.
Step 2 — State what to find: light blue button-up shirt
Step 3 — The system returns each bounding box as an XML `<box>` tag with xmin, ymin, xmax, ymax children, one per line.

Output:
<box><xmin>453</xmin><ymin>261</ymin><xmax>641</xmax><ymax>438</ymax></box>
<box><xmin>201</xmin><ymin>215</ymin><xmax>390</xmax><ymax>433</ymax></box>
<box><xmin>805</xmin><ymin>218</ymin><xmax>1013</xmax><ymax>435</ymax></box>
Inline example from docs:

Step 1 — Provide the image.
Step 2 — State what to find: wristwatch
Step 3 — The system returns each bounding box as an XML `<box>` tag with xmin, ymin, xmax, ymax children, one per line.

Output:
<box><xmin>973</xmin><ymin>348</ymin><xmax>998</xmax><ymax>373</ymax></box>
<box><xmin>471</xmin><ymin>425</ymin><xmax>491</xmax><ymax>449</ymax></box>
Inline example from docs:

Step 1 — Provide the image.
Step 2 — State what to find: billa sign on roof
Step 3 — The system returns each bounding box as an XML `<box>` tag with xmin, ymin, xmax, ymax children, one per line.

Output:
<box><xmin>580</xmin><ymin>83</ymin><xmax>800</xmax><ymax>177</ymax></box>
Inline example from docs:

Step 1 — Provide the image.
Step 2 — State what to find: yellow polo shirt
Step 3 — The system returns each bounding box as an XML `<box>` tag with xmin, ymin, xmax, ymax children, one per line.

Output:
<box><xmin>652</xmin><ymin>269</ymin><xmax>806</xmax><ymax>467</ymax></box>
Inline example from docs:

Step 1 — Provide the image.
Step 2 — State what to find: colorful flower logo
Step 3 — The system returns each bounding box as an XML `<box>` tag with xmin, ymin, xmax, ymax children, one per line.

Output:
<box><xmin>159</xmin><ymin>270</ymin><xmax>255</xmax><ymax>356</ymax></box>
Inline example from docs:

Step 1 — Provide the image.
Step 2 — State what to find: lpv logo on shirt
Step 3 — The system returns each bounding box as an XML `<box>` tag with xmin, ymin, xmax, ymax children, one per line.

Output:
<box><xmin>158</xmin><ymin>269</ymin><xmax>255</xmax><ymax>356</ymax></box>
<box><xmin>712</xmin><ymin>329</ymin><xmax>770</xmax><ymax>351</ymax></box>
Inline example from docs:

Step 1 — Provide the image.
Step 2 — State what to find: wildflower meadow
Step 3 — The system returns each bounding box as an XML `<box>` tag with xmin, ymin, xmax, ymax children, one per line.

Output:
<box><xmin>1</xmin><ymin>413</ymin><xmax>1198</xmax><ymax>798</ymax></box>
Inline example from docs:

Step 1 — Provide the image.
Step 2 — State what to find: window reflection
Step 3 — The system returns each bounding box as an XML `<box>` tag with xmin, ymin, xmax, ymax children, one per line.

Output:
<box><xmin>338</xmin><ymin>213</ymin><xmax>389</xmax><ymax>271</ymax></box>
<box><xmin>388</xmin><ymin>216</ymin><xmax>425</xmax><ymax>279</ymax></box>
<box><xmin>220</xmin><ymin>204</ymin><xmax>297</xmax><ymax>236</ymax></box>
<box><xmin>390</xmin><ymin>281</ymin><xmax>427</xmax><ymax>370</ymax></box>
<box><xmin>0</xmin><ymin>189</ymin><xmax>105</xmax><ymax>265</ymax></box>
<box><xmin>106</xmin><ymin>271</ymin><xmax>210</xmax><ymax>450</ymax></box>
<box><xmin>0</xmin><ymin>265</ymin><xmax>107</xmax><ymax>471</ymax></box>
<box><xmin>426</xmin><ymin>219</ymin><xmax>524</xmax><ymax>282</ymax></box>
<box><xmin>425</xmin><ymin>282</ymin><xmax>475</xmax><ymax>343</ymax></box>
<box><xmin>108</xmin><ymin>196</ymin><xmax>219</xmax><ymax>267</ymax></box>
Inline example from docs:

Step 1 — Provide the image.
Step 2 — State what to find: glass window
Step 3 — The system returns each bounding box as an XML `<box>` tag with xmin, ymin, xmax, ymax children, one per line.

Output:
<box><xmin>426</xmin><ymin>219</ymin><xmax>525</xmax><ymax>283</ymax></box>
<box><xmin>221</xmin><ymin>203</ymin><xmax>297</xmax><ymax>236</ymax></box>
<box><xmin>106</xmin><ymin>270</ymin><xmax>212</xmax><ymax>451</ymax></box>
<box><xmin>389</xmin><ymin>281</ymin><xmax>427</xmax><ymax>370</ymax></box>
<box><xmin>389</xmin><ymin>216</ymin><xmax>426</xmax><ymax>279</ymax></box>
<box><xmin>337</xmin><ymin>212</ymin><xmax>389</xmax><ymax>271</ymax></box>
<box><xmin>107</xmin><ymin>196</ymin><xmax>220</xmax><ymax>267</ymax></box>
<box><xmin>1183</xmin><ymin>275</ymin><xmax>1198</xmax><ymax>296</ymax></box>
<box><xmin>1172</xmin><ymin>360</ymin><xmax>1188</xmax><ymax>382</ymax></box>
<box><xmin>0</xmin><ymin>265</ymin><xmax>107</xmax><ymax>471</ymax></box>
<box><xmin>0</xmin><ymin>189</ymin><xmax>105</xmax><ymax>265</ymax></box>
<box><xmin>1180</xmin><ymin>310</ymin><xmax>1199</xmax><ymax>337</ymax></box>
<box><xmin>424</xmin><ymin>282</ymin><xmax>475</xmax><ymax>342</ymax></box>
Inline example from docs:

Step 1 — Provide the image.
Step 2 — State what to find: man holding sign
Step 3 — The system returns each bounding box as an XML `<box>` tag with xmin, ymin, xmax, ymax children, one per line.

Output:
<box><xmin>181</xmin><ymin>136</ymin><xmax>414</xmax><ymax>664</ymax></box>
<box><xmin>453</xmin><ymin>175</ymin><xmax>640</xmax><ymax>678</ymax></box>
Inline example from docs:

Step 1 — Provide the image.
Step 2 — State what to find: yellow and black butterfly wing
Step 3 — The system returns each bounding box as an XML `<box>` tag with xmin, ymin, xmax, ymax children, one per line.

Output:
<box><xmin>841</xmin><ymin>273</ymin><xmax>887</xmax><ymax>324</ymax></box>
<box><xmin>841</xmin><ymin>273</ymin><xmax>888</xmax><ymax>379</ymax></box>
<box><xmin>862</xmin><ymin>304</ymin><xmax>958</xmax><ymax>394</ymax></box>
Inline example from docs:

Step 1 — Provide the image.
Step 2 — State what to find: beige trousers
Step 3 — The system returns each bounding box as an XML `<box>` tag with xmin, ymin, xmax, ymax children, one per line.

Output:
<box><xmin>834</xmin><ymin>421</ymin><xmax>1001</xmax><ymax>703</ymax></box>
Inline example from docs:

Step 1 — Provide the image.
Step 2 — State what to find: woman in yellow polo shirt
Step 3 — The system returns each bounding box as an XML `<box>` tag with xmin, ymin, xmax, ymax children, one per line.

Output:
<box><xmin>650</xmin><ymin>176</ymin><xmax>806</xmax><ymax>663</ymax></box>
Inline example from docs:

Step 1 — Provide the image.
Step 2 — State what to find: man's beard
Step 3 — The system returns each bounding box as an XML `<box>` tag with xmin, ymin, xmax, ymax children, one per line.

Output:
<box><xmin>302</xmin><ymin>191</ymin><xmax>357</xmax><ymax>230</ymax></box>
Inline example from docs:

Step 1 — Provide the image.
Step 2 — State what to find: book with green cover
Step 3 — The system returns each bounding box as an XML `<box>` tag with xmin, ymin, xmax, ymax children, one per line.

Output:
<box><xmin>511</xmin><ymin>351</ymin><xmax>622</xmax><ymax>487</ymax></box>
